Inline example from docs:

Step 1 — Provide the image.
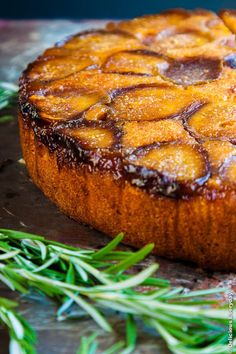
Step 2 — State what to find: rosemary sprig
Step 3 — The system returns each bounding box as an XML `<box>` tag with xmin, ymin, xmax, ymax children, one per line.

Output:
<box><xmin>0</xmin><ymin>82</ymin><xmax>18</xmax><ymax>122</ymax></box>
<box><xmin>76</xmin><ymin>332</ymin><xmax>125</xmax><ymax>354</ymax></box>
<box><xmin>0</xmin><ymin>296</ymin><xmax>36</xmax><ymax>354</ymax></box>
<box><xmin>0</xmin><ymin>228</ymin><xmax>235</xmax><ymax>354</ymax></box>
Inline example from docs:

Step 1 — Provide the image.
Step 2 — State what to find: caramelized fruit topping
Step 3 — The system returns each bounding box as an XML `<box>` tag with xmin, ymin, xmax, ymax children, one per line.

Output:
<box><xmin>20</xmin><ymin>9</ymin><xmax>236</xmax><ymax>198</ymax></box>
<box><xmin>65</xmin><ymin>126</ymin><xmax>115</xmax><ymax>149</ymax></box>
<box><xmin>130</xmin><ymin>144</ymin><xmax>208</xmax><ymax>183</ymax></box>
<box><xmin>110</xmin><ymin>85</ymin><xmax>201</xmax><ymax>121</ymax></box>
<box><xmin>161</xmin><ymin>57</ymin><xmax>222</xmax><ymax>85</ymax></box>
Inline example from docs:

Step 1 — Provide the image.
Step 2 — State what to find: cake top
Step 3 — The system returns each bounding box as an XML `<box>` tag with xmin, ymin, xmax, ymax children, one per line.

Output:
<box><xmin>19</xmin><ymin>9</ymin><xmax>236</xmax><ymax>199</ymax></box>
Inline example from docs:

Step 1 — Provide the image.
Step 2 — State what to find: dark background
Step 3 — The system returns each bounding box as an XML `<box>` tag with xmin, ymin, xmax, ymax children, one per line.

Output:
<box><xmin>1</xmin><ymin>0</ymin><xmax>235</xmax><ymax>19</ymax></box>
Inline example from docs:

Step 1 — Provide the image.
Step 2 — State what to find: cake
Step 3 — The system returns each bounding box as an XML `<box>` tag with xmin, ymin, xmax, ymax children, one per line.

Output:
<box><xmin>18</xmin><ymin>9</ymin><xmax>236</xmax><ymax>271</ymax></box>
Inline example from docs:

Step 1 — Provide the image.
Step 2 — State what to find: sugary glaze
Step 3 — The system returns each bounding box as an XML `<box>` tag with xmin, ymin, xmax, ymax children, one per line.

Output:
<box><xmin>19</xmin><ymin>9</ymin><xmax>236</xmax><ymax>199</ymax></box>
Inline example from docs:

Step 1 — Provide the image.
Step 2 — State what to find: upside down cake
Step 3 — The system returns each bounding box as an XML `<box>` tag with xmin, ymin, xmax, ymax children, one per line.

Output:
<box><xmin>19</xmin><ymin>9</ymin><xmax>236</xmax><ymax>271</ymax></box>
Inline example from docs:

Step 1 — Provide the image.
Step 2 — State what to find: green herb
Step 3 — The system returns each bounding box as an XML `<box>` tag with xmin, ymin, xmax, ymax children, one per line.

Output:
<box><xmin>77</xmin><ymin>333</ymin><xmax>125</xmax><ymax>354</ymax></box>
<box><xmin>0</xmin><ymin>296</ymin><xmax>36</xmax><ymax>354</ymax></box>
<box><xmin>76</xmin><ymin>333</ymin><xmax>99</xmax><ymax>354</ymax></box>
<box><xmin>0</xmin><ymin>82</ymin><xmax>18</xmax><ymax>123</ymax></box>
<box><xmin>0</xmin><ymin>228</ymin><xmax>235</xmax><ymax>354</ymax></box>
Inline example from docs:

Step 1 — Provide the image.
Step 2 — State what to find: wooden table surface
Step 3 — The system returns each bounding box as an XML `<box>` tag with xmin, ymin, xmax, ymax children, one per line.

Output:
<box><xmin>0</xmin><ymin>20</ymin><xmax>235</xmax><ymax>354</ymax></box>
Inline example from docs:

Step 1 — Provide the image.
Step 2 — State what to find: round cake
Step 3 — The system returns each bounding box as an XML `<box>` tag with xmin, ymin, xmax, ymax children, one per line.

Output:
<box><xmin>19</xmin><ymin>9</ymin><xmax>236</xmax><ymax>271</ymax></box>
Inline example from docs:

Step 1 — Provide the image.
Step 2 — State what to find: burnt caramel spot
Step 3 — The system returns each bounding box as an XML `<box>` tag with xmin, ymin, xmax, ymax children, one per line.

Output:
<box><xmin>19</xmin><ymin>9</ymin><xmax>236</xmax><ymax>199</ymax></box>
<box><xmin>161</xmin><ymin>57</ymin><xmax>222</xmax><ymax>85</ymax></box>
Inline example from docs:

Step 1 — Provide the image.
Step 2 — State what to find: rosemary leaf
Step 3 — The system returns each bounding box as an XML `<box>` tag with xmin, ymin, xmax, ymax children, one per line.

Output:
<box><xmin>0</xmin><ymin>82</ymin><xmax>18</xmax><ymax>123</ymax></box>
<box><xmin>0</xmin><ymin>228</ymin><xmax>234</xmax><ymax>354</ymax></box>
<box><xmin>0</xmin><ymin>296</ymin><xmax>36</xmax><ymax>354</ymax></box>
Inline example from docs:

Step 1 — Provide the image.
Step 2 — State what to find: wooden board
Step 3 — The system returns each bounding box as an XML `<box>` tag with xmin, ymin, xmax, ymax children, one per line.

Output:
<box><xmin>0</xmin><ymin>20</ymin><xmax>235</xmax><ymax>354</ymax></box>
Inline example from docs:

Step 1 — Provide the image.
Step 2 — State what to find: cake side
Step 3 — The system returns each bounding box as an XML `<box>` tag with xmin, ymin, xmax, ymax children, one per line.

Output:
<box><xmin>19</xmin><ymin>115</ymin><xmax>236</xmax><ymax>271</ymax></box>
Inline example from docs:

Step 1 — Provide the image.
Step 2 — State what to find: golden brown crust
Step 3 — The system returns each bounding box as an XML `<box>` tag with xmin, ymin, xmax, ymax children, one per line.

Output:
<box><xmin>19</xmin><ymin>115</ymin><xmax>236</xmax><ymax>271</ymax></box>
<box><xmin>219</xmin><ymin>9</ymin><xmax>236</xmax><ymax>33</ymax></box>
<box><xmin>18</xmin><ymin>9</ymin><xmax>236</xmax><ymax>270</ymax></box>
